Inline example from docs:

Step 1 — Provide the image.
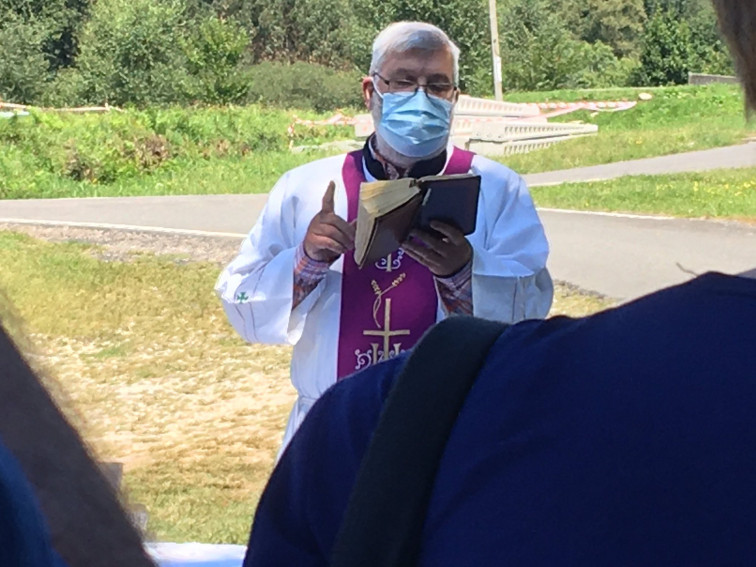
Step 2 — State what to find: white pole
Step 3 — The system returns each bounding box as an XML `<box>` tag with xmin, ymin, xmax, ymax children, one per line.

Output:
<box><xmin>488</xmin><ymin>0</ymin><xmax>503</xmax><ymax>101</ymax></box>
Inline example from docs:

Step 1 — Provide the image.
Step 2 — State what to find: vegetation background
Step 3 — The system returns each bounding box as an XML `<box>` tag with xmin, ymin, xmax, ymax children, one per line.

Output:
<box><xmin>0</xmin><ymin>0</ymin><xmax>735</xmax><ymax>109</ymax></box>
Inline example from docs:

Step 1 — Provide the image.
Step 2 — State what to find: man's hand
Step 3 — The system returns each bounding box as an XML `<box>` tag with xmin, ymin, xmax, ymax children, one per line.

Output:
<box><xmin>402</xmin><ymin>221</ymin><xmax>472</xmax><ymax>277</ymax></box>
<box><xmin>303</xmin><ymin>181</ymin><xmax>355</xmax><ymax>263</ymax></box>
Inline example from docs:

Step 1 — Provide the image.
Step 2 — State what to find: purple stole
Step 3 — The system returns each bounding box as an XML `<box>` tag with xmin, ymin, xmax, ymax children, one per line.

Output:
<box><xmin>337</xmin><ymin>147</ymin><xmax>475</xmax><ymax>379</ymax></box>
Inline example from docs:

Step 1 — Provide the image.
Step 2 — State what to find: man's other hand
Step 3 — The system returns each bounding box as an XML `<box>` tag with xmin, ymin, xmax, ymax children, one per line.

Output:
<box><xmin>303</xmin><ymin>181</ymin><xmax>356</xmax><ymax>263</ymax></box>
<box><xmin>403</xmin><ymin>221</ymin><xmax>472</xmax><ymax>277</ymax></box>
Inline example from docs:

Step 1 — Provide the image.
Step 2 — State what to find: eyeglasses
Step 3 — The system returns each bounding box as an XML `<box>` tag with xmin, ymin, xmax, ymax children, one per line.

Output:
<box><xmin>373</xmin><ymin>72</ymin><xmax>457</xmax><ymax>99</ymax></box>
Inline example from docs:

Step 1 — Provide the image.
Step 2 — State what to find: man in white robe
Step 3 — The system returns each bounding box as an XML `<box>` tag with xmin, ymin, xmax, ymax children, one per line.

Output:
<box><xmin>215</xmin><ymin>21</ymin><xmax>553</xmax><ymax>450</ymax></box>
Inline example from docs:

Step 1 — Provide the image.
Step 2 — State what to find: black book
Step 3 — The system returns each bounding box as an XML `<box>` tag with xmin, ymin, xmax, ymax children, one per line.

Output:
<box><xmin>354</xmin><ymin>173</ymin><xmax>481</xmax><ymax>268</ymax></box>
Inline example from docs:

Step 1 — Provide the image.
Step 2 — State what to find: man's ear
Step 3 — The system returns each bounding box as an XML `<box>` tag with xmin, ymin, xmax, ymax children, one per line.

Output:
<box><xmin>361</xmin><ymin>76</ymin><xmax>374</xmax><ymax>109</ymax></box>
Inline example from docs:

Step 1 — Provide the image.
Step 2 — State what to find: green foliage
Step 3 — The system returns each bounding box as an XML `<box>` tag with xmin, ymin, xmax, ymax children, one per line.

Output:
<box><xmin>46</xmin><ymin>0</ymin><xmax>256</xmax><ymax>107</ymax></box>
<box><xmin>643</xmin><ymin>0</ymin><xmax>700</xmax><ymax>18</ymax></box>
<box><xmin>247</xmin><ymin>62</ymin><xmax>364</xmax><ymax>111</ymax></box>
<box><xmin>0</xmin><ymin>17</ymin><xmax>50</xmax><ymax>103</ymax></box>
<box><xmin>687</xmin><ymin>1</ymin><xmax>734</xmax><ymax>75</ymax></box>
<box><xmin>498</xmin><ymin>0</ymin><xmax>632</xmax><ymax>91</ymax></box>
<box><xmin>350</xmin><ymin>0</ymin><xmax>490</xmax><ymax>94</ymax></box>
<box><xmin>574</xmin><ymin>0</ymin><xmax>647</xmax><ymax>57</ymax></box>
<box><xmin>0</xmin><ymin>106</ymin><xmax>352</xmax><ymax>199</ymax></box>
<box><xmin>635</xmin><ymin>10</ymin><xmax>692</xmax><ymax>85</ymax></box>
<box><xmin>213</xmin><ymin>0</ymin><xmax>357</xmax><ymax>68</ymax></box>
<box><xmin>0</xmin><ymin>0</ymin><xmax>90</xmax><ymax>72</ymax></box>
<box><xmin>568</xmin><ymin>42</ymin><xmax>637</xmax><ymax>88</ymax></box>
<box><xmin>62</xmin><ymin>0</ymin><xmax>192</xmax><ymax>106</ymax></box>
<box><xmin>0</xmin><ymin>0</ymin><xmax>742</xmax><ymax>109</ymax></box>
<box><xmin>182</xmin><ymin>15</ymin><xmax>251</xmax><ymax>104</ymax></box>
<box><xmin>634</xmin><ymin>0</ymin><xmax>732</xmax><ymax>83</ymax></box>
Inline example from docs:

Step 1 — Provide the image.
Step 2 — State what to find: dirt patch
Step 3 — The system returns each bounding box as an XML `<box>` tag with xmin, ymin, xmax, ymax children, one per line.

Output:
<box><xmin>0</xmin><ymin>223</ymin><xmax>242</xmax><ymax>266</ymax></box>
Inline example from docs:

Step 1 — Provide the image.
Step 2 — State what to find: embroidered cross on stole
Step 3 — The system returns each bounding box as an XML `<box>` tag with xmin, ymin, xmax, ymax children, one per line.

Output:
<box><xmin>336</xmin><ymin>147</ymin><xmax>475</xmax><ymax>379</ymax></box>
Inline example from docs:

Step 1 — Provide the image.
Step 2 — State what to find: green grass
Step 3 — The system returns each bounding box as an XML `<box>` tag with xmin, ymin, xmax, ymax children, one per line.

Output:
<box><xmin>0</xmin><ymin>228</ymin><xmax>613</xmax><ymax>543</ymax></box>
<box><xmin>0</xmin><ymin>151</ymin><xmax>333</xmax><ymax>198</ymax></box>
<box><xmin>530</xmin><ymin>167</ymin><xmax>756</xmax><ymax>221</ymax></box>
<box><xmin>125</xmin><ymin>457</ymin><xmax>262</xmax><ymax>544</ymax></box>
<box><xmin>1</xmin><ymin>84</ymin><xmax>753</xmax><ymax>199</ymax></box>
<box><xmin>0</xmin><ymin>105</ymin><xmax>353</xmax><ymax>199</ymax></box>
<box><xmin>0</xmin><ymin>231</ymin><xmax>295</xmax><ymax>543</ymax></box>
<box><xmin>500</xmin><ymin>84</ymin><xmax>753</xmax><ymax>173</ymax></box>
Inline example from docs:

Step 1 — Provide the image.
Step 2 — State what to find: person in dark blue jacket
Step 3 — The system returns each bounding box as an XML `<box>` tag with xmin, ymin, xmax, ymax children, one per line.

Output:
<box><xmin>243</xmin><ymin>1</ymin><xmax>756</xmax><ymax>565</ymax></box>
<box><xmin>245</xmin><ymin>274</ymin><xmax>756</xmax><ymax>566</ymax></box>
<box><xmin>0</xmin><ymin>439</ymin><xmax>66</xmax><ymax>567</ymax></box>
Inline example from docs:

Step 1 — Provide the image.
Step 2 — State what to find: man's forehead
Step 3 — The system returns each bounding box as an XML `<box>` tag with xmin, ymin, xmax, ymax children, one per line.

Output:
<box><xmin>379</xmin><ymin>47</ymin><xmax>454</xmax><ymax>78</ymax></box>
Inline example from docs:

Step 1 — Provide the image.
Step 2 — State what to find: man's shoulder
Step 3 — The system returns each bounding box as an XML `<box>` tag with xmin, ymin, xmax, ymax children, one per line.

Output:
<box><xmin>468</xmin><ymin>151</ymin><xmax>525</xmax><ymax>186</ymax></box>
<box><xmin>482</xmin><ymin>274</ymin><xmax>756</xmax><ymax>371</ymax></box>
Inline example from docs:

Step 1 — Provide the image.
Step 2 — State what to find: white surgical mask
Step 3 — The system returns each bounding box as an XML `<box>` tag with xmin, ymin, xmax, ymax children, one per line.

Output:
<box><xmin>373</xmin><ymin>79</ymin><xmax>454</xmax><ymax>158</ymax></box>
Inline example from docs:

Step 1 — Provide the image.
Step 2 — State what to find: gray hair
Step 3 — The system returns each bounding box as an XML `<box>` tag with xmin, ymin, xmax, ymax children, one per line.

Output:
<box><xmin>369</xmin><ymin>21</ymin><xmax>460</xmax><ymax>84</ymax></box>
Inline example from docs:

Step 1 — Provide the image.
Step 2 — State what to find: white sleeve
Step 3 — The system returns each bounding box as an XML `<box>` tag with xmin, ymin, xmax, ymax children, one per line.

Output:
<box><xmin>214</xmin><ymin>172</ymin><xmax>326</xmax><ymax>345</ymax></box>
<box><xmin>469</xmin><ymin>158</ymin><xmax>553</xmax><ymax>323</ymax></box>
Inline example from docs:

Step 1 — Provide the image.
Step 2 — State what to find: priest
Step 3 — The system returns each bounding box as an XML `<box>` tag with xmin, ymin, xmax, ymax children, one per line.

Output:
<box><xmin>215</xmin><ymin>21</ymin><xmax>553</xmax><ymax>450</ymax></box>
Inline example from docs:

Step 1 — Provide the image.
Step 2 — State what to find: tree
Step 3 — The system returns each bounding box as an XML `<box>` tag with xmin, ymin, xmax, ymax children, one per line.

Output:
<box><xmin>203</xmin><ymin>0</ymin><xmax>357</xmax><ymax>69</ymax></box>
<box><xmin>0</xmin><ymin>0</ymin><xmax>90</xmax><ymax>72</ymax></box>
<box><xmin>636</xmin><ymin>9</ymin><xmax>692</xmax><ymax>85</ymax></box>
<box><xmin>182</xmin><ymin>15</ymin><xmax>252</xmax><ymax>104</ymax></box>
<box><xmin>686</xmin><ymin>0</ymin><xmax>734</xmax><ymax>74</ymax></box>
<box><xmin>577</xmin><ymin>0</ymin><xmax>646</xmax><ymax>57</ymax></box>
<box><xmin>67</xmin><ymin>0</ymin><xmax>192</xmax><ymax>106</ymax></box>
<box><xmin>496</xmin><ymin>0</ymin><xmax>629</xmax><ymax>91</ymax></box>
<box><xmin>0</xmin><ymin>17</ymin><xmax>49</xmax><ymax>103</ymax></box>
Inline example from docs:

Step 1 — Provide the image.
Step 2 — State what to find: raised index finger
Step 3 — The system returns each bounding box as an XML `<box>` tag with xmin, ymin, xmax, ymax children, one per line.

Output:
<box><xmin>321</xmin><ymin>181</ymin><xmax>336</xmax><ymax>213</ymax></box>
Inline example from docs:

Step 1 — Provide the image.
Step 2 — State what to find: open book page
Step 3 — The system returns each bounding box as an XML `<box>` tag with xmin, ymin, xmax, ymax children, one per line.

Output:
<box><xmin>353</xmin><ymin>173</ymin><xmax>480</xmax><ymax>268</ymax></box>
<box><xmin>354</xmin><ymin>178</ymin><xmax>420</xmax><ymax>267</ymax></box>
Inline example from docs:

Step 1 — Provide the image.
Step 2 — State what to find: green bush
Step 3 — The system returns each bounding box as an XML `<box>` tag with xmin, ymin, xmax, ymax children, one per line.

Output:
<box><xmin>42</xmin><ymin>67</ymin><xmax>87</xmax><ymax>107</ymax></box>
<box><xmin>246</xmin><ymin>62</ymin><xmax>364</xmax><ymax>112</ymax></box>
<box><xmin>0</xmin><ymin>105</ymin><xmax>352</xmax><ymax>198</ymax></box>
<box><xmin>687</xmin><ymin>3</ymin><xmax>734</xmax><ymax>76</ymax></box>
<box><xmin>181</xmin><ymin>15</ymin><xmax>252</xmax><ymax>105</ymax></box>
<box><xmin>63</xmin><ymin>0</ymin><xmax>192</xmax><ymax>106</ymax></box>
<box><xmin>635</xmin><ymin>10</ymin><xmax>692</xmax><ymax>85</ymax></box>
<box><xmin>0</xmin><ymin>18</ymin><xmax>50</xmax><ymax>104</ymax></box>
<box><xmin>0</xmin><ymin>0</ymin><xmax>90</xmax><ymax>73</ymax></box>
<box><xmin>567</xmin><ymin>41</ymin><xmax>636</xmax><ymax>88</ymax></box>
<box><xmin>498</xmin><ymin>0</ymin><xmax>631</xmax><ymax>91</ymax></box>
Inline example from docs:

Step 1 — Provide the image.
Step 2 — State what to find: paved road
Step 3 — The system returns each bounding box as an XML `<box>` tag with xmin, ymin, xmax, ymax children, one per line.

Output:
<box><xmin>2</xmin><ymin>194</ymin><xmax>753</xmax><ymax>301</ymax></box>
<box><xmin>1</xmin><ymin>144</ymin><xmax>754</xmax><ymax>301</ymax></box>
<box><xmin>538</xmin><ymin>209</ymin><xmax>754</xmax><ymax>299</ymax></box>
<box><xmin>524</xmin><ymin>142</ymin><xmax>756</xmax><ymax>186</ymax></box>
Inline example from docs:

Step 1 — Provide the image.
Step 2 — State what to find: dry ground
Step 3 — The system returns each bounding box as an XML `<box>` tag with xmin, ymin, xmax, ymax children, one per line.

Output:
<box><xmin>1</xmin><ymin>223</ymin><xmax>615</xmax><ymax>542</ymax></box>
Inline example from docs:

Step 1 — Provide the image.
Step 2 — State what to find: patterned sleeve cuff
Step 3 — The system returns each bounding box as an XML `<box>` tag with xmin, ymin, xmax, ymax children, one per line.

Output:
<box><xmin>435</xmin><ymin>260</ymin><xmax>473</xmax><ymax>315</ymax></box>
<box><xmin>293</xmin><ymin>243</ymin><xmax>331</xmax><ymax>309</ymax></box>
<box><xmin>295</xmin><ymin>243</ymin><xmax>332</xmax><ymax>282</ymax></box>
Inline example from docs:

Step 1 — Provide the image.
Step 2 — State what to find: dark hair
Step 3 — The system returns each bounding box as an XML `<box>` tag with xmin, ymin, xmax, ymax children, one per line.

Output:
<box><xmin>713</xmin><ymin>0</ymin><xmax>756</xmax><ymax>111</ymax></box>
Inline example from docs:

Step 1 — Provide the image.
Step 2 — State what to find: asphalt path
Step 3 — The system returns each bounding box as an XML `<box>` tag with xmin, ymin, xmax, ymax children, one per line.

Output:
<box><xmin>524</xmin><ymin>142</ymin><xmax>756</xmax><ymax>186</ymax></box>
<box><xmin>1</xmin><ymin>144</ymin><xmax>754</xmax><ymax>301</ymax></box>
